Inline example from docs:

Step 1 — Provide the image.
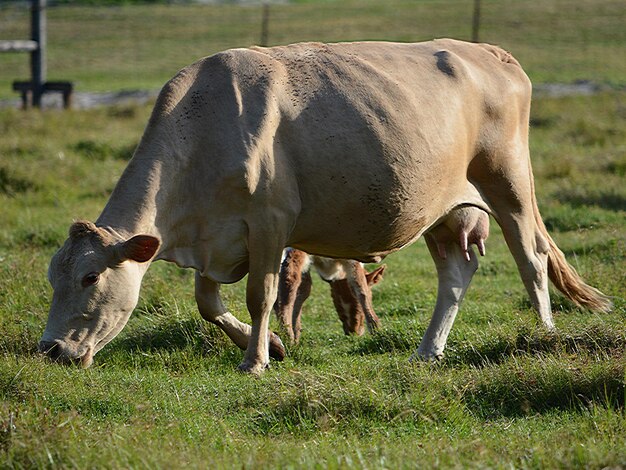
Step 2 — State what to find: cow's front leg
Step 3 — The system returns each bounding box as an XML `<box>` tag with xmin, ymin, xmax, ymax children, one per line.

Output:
<box><xmin>411</xmin><ymin>234</ymin><xmax>478</xmax><ymax>361</ymax></box>
<box><xmin>195</xmin><ymin>272</ymin><xmax>285</xmax><ymax>362</ymax></box>
<box><xmin>241</xmin><ymin>230</ymin><xmax>285</xmax><ymax>374</ymax></box>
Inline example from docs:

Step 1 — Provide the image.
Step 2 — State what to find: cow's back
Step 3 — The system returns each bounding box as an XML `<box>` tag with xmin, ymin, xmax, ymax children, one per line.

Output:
<box><xmin>145</xmin><ymin>39</ymin><xmax>531</xmax><ymax>271</ymax></box>
<box><xmin>254</xmin><ymin>40</ymin><xmax>530</xmax><ymax>258</ymax></box>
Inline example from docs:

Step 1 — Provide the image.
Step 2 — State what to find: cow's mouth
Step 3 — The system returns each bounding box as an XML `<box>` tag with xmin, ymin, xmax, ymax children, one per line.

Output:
<box><xmin>38</xmin><ymin>340</ymin><xmax>94</xmax><ymax>368</ymax></box>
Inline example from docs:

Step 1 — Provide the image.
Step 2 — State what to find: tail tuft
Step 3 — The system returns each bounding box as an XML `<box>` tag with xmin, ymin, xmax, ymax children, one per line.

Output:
<box><xmin>545</xmin><ymin>235</ymin><xmax>612</xmax><ymax>313</ymax></box>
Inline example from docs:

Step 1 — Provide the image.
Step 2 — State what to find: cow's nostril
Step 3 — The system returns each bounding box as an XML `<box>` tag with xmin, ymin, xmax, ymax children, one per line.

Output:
<box><xmin>39</xmin><ymin>340</ymin><xmax>61</xmax><ymax>359</ymax></box>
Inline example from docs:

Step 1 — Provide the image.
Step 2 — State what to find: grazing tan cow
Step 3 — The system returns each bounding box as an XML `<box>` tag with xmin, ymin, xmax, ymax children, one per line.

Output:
<box><xmin>275</xmin><ymin>248</ymin><xmax>386</xmax><ymax>342</ymax></box>
<box><xmin>40</xmin><ymin>39</ymin><xmax>611</xmax><ymax>374</ymax></box>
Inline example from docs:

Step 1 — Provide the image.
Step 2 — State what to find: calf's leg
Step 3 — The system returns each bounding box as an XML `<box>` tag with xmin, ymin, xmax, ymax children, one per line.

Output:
<box><xmin>274</xmin><ymin>248</ymin><xmax>312</xmax><ymax>343</ymax></box>
<box><xmin>345</xmin><ymin>261</ymin><xmax>381</xmax><ymax>333</ymax></box>
<box><xmin>291</xmin><ymin>270</ymin><xmax>312</xmax><ymax>343</ymax></box>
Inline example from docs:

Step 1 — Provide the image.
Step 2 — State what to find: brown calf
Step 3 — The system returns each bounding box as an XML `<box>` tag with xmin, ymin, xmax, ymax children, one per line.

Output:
<box><xmin>275</xmin><ymin>248</ymin><xmax>385</xmax><ymax>343</ymax></box>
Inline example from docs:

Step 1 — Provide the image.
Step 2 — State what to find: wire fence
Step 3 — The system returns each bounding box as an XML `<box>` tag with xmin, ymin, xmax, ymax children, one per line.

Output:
<box><xmin>1</xmin><ymin>0</ymin><xmax>625</xmax><ymax>101</ymax></box>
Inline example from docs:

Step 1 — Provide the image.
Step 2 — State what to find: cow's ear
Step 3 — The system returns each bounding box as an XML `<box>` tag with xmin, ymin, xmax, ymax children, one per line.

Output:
<box><xmin>365</xmin><ymin>265</ymin><xmax>386</xmax><ymax>286</ymax></box>
<box><xmin>117</xmin><ymin>235</ymin><xmax>160</xmax><ymax>263</ymax></box>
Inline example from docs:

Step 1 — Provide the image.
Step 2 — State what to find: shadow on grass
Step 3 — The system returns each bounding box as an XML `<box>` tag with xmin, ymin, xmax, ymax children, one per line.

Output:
<box><xmin>70</xmin><ymin>139</ymin><xmax>136</xmax><ymax>161</ymax></box>
<box><xmin>515</xmin><ymin>296</ymin><xmax>582</xmax><ymax>314</ymax></box>
<box><xmin>564</xmin><ymin>238</ymin><xmax>624</xmax><ymax>260</ymax></box>
<box><xmin>0</xmin><ymin>167</ymin><xmax>37</xmax><ymax>196</ymax></box>
<box><xmin>0</xmin><ymin>327</ymin><xmax>40</xmax><ymax>356</ymax></box>
<box><xmin>463</xmin><ymin>363</ymin><xmax>625</xmax><ymax>418</ymax></box>
<box><xmin>556</xmin><ymin>189</ymin><xmax>626</xmax><ymax>212</ymax></box>
<box><xmin>41</xmin><ymin>394</ymin><xmax>134</xmax><ymax>423</ymax></box>
<box><xmin>14</xmin><ymin>227</ymin><xmax>65</xmax><ymax>249</ymax></box>
<box><xmin>103</xmin><ymin>317</ymin><xmax>228</xmax><ymax>356</ymax></box>
<box><xmin>350</xmin><ymin>324</ymin><xmax>625</xmax><ymax>368</ymax></box>
<box><xmin>445</xmin><ymin>326</ymin><xmax>626</xmax><ymax>368</ymax></box>
<box><xmin>97</xmin><ymin>317</ymin><xmax>250</xmax><ymax>371</ymax></box>
<box><xmin>606</xmin><ymin>158</ymin><xmax>626</xmax><ymax>177</ymax></box>
<box><xmin>350</xmin><ymin>328</ymin><xmax>419</xmax><ymax>356</ymax></box>
<box><xmin>543</xmin><ymin>205</ymin><xmax>614</xmax><ymax>232</ymax></box>
<box><xmin>247</xmin><ymin>373</ymin><xmax>408</xmax><ymax>437</ymax></box>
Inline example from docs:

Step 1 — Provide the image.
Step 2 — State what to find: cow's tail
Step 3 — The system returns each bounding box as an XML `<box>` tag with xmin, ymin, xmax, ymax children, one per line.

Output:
<box><xmin>531</xmin><ymin>194</ymin><xmax>612</xmax><ymax>313</ymax></box>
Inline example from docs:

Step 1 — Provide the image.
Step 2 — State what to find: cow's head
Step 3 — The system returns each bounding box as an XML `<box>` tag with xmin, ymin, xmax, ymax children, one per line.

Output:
<box><xmin>329</xmin><ymin>265</ymin><xmax>386</xmax><ymax>335</ymax></box>
<box><xmin>40</xmin><ymin>221</ymin><xmax>160</xmax><ymax>367</ymax></box>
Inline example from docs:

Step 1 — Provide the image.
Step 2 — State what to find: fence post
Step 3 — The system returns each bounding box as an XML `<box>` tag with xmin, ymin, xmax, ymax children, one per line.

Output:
<box><xmin>471</xmin><ymin>0</ymin><xmax>481</xmax><ymax>43</ymax></box>
<box><xmin>260</xmin><ymin>3</ymin><xmax>269</xmax><ymax>47</ymax></box>
<box><xmin>31</xmin><ymin>0</ymin><xmax>46</xmax><ymax>107</ymax></box>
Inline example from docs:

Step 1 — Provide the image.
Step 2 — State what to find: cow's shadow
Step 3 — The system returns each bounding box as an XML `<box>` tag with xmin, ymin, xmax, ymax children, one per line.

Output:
<box><xmin>556</xmin><ymin>189</ymin><xmax>626</xmax><ymax>212</ymax></box>
<box><xmin>350</xmin><ymin>324</ymin><xmax>625</xmax><ymax>368</ymax></box>
<box><xmin>462</xmin><ymin>364</ymin><xmax>625</xmax><ymax>418</ymax></box>
<box><xmin>350</xmin><ymin>325</ymin><xmax>625</xmax><ymax>418</ymax></box>
<box><xmin>101</xmin><ymin>317</ymin><xmax>232</xmax><ymax>357</ymax></box>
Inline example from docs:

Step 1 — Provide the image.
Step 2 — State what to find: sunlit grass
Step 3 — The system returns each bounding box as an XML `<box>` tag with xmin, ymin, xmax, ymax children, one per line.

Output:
<box><xmin>0</xmin><ymin>26</ymin><xmax>624</xmax><ymax>470</ymax></box>
<box><xmin>0</xmin><ymin>0</ymin><xmax>625</xmax><ymax>99</ymax></box>
<box><xmin>0</xmin><ymin>88</ymin><xmax>624</xmax><ymax>467</ymax></box>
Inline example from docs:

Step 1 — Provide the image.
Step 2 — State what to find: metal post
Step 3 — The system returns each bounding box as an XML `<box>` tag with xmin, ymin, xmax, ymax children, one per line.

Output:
<box><xmin>471</xmin><ymin>0</ymin><xmax>481</xmax><ymax>43</ymax></box>
<box><xmin>31</xmin><ymin>0</ymin><xmax>46</xmax><ymax>107</ymax></box>
<box><xmin>260</xmin><ymin>3</ymin><xmax>269</xmax><ymax>47</ymax></box>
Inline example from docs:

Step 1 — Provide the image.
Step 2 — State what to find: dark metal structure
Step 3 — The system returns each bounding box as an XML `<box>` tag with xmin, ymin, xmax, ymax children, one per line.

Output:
<box><xmin>0</xmin><ymin>0</ymin><xmax>72</xmax><ymax>108</ymax></box>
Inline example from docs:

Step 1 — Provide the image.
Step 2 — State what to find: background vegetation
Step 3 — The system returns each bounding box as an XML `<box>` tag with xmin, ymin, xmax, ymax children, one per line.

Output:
<box><xmin>0</xmin><ymin>0</ymin><xmax>624</xmax><ymax>468</ymax></box>
<box><xmin>0</xmin><ymin>0</ymin><xmax>625</xmax><ymax>99</ymax></box>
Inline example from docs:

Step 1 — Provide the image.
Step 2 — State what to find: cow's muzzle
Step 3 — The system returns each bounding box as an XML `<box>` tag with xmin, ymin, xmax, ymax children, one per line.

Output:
<box><xmin>38</xmin><ymin>340</ymin><xmax>93</xmax><ymax>368</ymax></box>
<box><xmin>39</xmin><ymin>339</ymin><xmax>62</xmax><ymax>359</ymax></box>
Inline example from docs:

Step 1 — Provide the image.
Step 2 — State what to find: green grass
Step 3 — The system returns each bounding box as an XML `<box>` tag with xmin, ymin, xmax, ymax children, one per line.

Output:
<box><xmin>0</xmin><ymin>1</ymin><xmax>625</xmax><ymax>467</ymax></box>
<box><xmin>1</xmin><ymin>0</ymin><xmax>625</xmax><ymax>99</ymax></box>
<box><xmin>0</xmin><ymin>89</ymin><xmax>625</xmax><ymax>467</ymax></box>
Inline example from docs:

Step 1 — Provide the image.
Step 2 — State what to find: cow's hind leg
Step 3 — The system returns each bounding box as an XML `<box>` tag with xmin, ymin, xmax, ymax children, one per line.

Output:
<box><xmin>494</xmin><ymin>209</ymin><xmax>554</xmax><ymax>329</ymax></box>
<box><xmin>473</xmin><ymin>153</ymin><xmax>555</xmax><ymax>330</ymax></box>
<box><xmin>195</xmin><ymin>273</ymin><xmax>286</xmax><ymax>361</ymax></box>
<box><xmin>412</xmin><ymin>235</ymin><xmax>478</xmax><ymax>361</ymax></box>
<box><xmin>500</xmin><ymin>208</ymin><xmax>553</xmax><ymax>329</ymax></box>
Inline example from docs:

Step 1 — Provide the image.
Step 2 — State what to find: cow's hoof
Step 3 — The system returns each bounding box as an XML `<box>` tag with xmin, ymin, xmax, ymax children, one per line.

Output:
<box><xmin>269</xmin><ymin>332</ymin><xmax>286</xmax><ymax>361</ymax></box>
<box><xmin>409</xmin><ymin>351</ymin><xmax>444</xmax><ymax>363</ymax></box>
<box><xmin>354</xmin><ymin>325</ymin><xmax>366</xmax><ymax>336</ymax></box>
<box><xmin>366</xmin><ymin>320</ymin><xmax>381</xmax><ymax>335</ymax></box>
<box><xmin>238</xmin><ymin>360</ymin><xmax>270</xmax><ymax>375</ymax></box>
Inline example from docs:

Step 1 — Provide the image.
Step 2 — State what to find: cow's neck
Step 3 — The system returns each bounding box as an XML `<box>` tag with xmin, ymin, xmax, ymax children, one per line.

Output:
<box><xmin>96</xmin><ymin>151</ymin><xmax>169</xmax><ymax>241</ymax></box>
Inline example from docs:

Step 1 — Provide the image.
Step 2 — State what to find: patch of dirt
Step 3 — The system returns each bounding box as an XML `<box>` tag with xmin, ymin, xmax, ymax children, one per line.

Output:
<box><xmin>0</xmin><ymin>88</ymin><xmax>160</xmax><ymax>110</ymax></box>
<box><xmin>532</xmin><ymin>80</ymin><xmax>612</xmax><ymax>98</ymax></box>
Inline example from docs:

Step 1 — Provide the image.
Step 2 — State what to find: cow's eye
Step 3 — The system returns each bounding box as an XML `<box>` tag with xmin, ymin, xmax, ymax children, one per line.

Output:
<box><xmin>81</xmin><ymin>272</ymin><xmax>100</xmax><ymax>288</ymax></box>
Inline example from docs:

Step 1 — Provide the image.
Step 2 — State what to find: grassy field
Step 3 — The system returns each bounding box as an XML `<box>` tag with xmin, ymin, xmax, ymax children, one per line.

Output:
<box><xmin>0</xmin><ymin>89</ymin><xmax>625</xmax><ymax>468</ymax></box>
<box><xmin>0</xmin><ymin>0</ymin><xmax>625</xmax><ymax>99</ymax></box>
<box><xmin>0</xmin><ymin>1</ymin><xmax>625</xmax><ymax>468</ymax></box>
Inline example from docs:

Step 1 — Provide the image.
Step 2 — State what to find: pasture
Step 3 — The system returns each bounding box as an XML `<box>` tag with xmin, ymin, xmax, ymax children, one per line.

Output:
<box><xmin>0</xmin><ymin>0</ymin><xmax>625</xmax><ymax>98</ymax></box>
<box><xmin>1</xmin><ymin>1</ymin><xmax>625</xmax><ymax>468</ymax></box>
